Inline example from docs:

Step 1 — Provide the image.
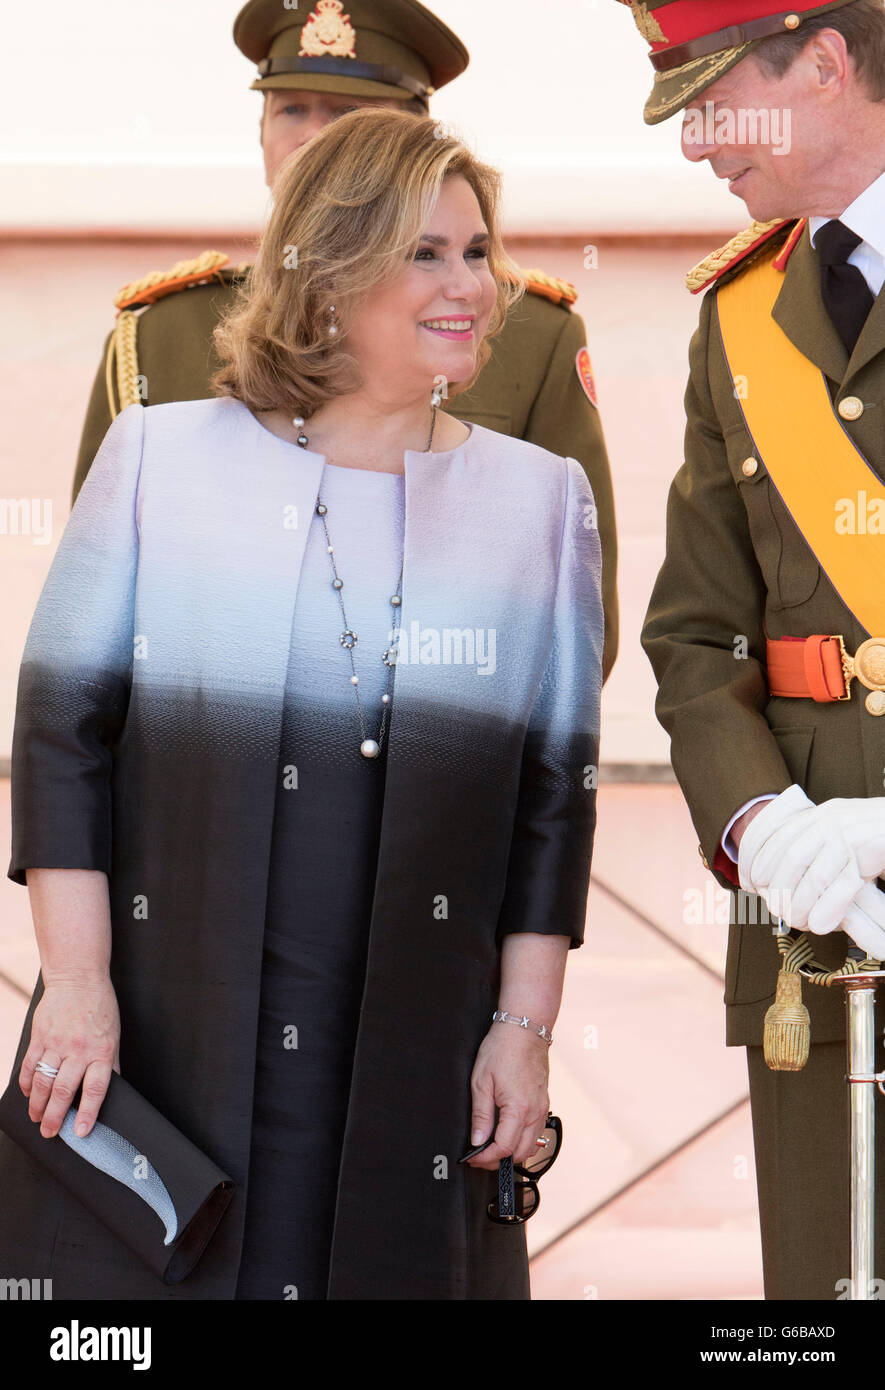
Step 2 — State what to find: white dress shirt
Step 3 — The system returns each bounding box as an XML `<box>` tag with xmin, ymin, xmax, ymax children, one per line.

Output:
<box><xmin>722</xmin><ymin>171</ymin><xmax>885</xmax><ymax>863</ymax></box>
<box><xmin>808</xmin><ymin>168</ymin><xmax>885</xmax><ymax>297</ymax></box>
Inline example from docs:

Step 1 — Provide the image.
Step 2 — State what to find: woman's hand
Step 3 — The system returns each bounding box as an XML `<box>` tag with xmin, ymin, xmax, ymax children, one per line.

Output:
<box><xmin>19</xmin><ymin>976</ymin><xmax>121</xmax><ymax>1140</ymax></box>
<box><xmin>466</xmin><ymin>1024</ymin><xmax>550</xmax><ymax>1171</ymax></box>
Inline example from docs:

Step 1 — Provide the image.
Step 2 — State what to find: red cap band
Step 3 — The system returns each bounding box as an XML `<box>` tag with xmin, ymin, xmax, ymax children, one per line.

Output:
<box><xmin>650</xmin><ymin>0</ymin><xmax>830</xmax><ymax>51</ymax></box>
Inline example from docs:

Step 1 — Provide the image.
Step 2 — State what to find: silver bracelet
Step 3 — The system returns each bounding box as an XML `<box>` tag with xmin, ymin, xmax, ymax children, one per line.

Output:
<box><xmin>491</xmin><ymin>1009</ymin><xmax>554</xmax><ymax>1046</ymax></box>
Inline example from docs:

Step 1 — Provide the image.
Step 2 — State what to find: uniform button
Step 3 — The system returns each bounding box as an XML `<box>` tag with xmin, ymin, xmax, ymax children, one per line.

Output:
<box><xmin>741</xmin><ymin>457</ymin><xmax>758</xmax><ymax>477</ymax></box>
<box><xmin>838</xmin><ymin>396</ymin><xmax>864</xmax><ymax>420</ymax></box>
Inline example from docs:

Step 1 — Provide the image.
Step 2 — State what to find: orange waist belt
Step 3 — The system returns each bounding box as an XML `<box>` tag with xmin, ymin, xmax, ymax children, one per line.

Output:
<box><xmin>767</xmin><ymin>634</ymin><xmax>885</xmax><ymax>715</ymax></box>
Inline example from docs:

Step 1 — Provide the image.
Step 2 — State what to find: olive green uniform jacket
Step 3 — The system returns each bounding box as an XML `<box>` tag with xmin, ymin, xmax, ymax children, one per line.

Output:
<box><xmin>642</xmin><ymin>220</ymin><xmax>885</xmax><ymax>1048</ymax></box>
<box><xmin>73</xmin><ymin>265</ymin><xmax>618</xmax><ymax>682</ymax></box>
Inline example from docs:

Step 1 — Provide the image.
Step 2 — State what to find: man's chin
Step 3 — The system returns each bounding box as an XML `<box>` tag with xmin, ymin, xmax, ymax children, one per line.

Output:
<box><xmin>729</xmin><ymin>183</ymin><xmax>794</xmax><ymax>224</ymax></box>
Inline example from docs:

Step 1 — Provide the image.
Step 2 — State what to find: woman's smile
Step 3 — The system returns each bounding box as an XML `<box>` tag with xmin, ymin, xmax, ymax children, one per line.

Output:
<box><xmin>419</xmin><ymin>314</ymin><xmax>476</xmax><ymax>339</ymax></box>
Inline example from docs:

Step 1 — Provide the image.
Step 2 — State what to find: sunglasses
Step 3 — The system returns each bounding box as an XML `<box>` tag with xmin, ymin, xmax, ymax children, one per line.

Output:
<box><xmin>457</xmin><ymin>1112</ymin><xmax>563</xmax><ymax>1224</ymax></box>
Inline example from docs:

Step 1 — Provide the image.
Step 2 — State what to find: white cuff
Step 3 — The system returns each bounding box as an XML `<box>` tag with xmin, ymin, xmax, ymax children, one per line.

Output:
<box><xmin>721</xmin><ymin>795</ymin><xmax>779</xmax><ymax>863</ymax></box>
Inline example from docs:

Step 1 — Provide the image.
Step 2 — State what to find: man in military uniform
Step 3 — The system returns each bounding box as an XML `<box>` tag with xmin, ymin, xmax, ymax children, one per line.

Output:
<box><xmin>630</xmin><ymin>0</ymin><xmax>885</xmax><ymax>1296</ymax></box>
<box><xmin>73</xmin><ymin>0</ymin><xmax>618</xmax><ymax>680</ymax></box>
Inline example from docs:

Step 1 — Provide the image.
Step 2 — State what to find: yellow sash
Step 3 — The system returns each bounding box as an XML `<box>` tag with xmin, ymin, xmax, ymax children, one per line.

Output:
<box><xmin>717</xmin><ymin>254</ymin><xmax>885</xmax><ymax>637</ymax></box>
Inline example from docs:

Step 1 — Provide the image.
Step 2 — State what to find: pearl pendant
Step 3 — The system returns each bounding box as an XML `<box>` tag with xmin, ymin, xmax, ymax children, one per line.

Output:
<box><xmin>361</xmin><ymin>739</ymin><xmax>381</xmax><ymax>759</ymax></box>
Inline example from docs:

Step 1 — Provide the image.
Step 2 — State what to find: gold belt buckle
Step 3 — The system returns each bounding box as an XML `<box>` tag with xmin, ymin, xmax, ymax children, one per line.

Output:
<box><xmin>837</xmin><ymin>635</ymin><xmax>885</xmax><ymax>715</ymax></box>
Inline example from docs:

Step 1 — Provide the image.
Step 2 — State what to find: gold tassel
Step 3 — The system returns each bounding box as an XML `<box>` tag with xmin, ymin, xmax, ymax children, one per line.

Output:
<box><xmin>763</xmin><ymin>968</ymin><xmax>810</xmax><ymax>1071</ymax></box>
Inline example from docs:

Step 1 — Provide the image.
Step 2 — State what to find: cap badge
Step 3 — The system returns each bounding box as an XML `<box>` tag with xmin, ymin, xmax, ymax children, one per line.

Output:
<box><xmin>299</xmin><ymin>0</ymin><xmax>357</xmax><ymax>60</ymax></box>
<box><xmin>630</xmin><ymin>2</ymin><xmax>667</xmax><ymax>44</ymax></box>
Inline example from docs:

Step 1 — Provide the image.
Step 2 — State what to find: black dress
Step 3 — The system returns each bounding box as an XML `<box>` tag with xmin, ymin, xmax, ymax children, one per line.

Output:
<box><xmin>234</xmin><ymin>463</ymin><xmax>404</xmax><ymax>1300</ymax></box>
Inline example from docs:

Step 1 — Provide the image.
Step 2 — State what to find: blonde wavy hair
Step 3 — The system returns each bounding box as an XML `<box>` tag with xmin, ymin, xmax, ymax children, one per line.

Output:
<box><xmin>212</xmin><ymin>108</ymin><xmax>525</xmax><ymax>416</ymax></box>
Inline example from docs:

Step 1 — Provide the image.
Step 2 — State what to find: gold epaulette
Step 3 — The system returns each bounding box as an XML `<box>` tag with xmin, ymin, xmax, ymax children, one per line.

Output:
<box><xmin>115</xmin><ymin>250</ymin><xmax>236</xmax><ymax>312</ymax></box>
<box><xmin>521</xmin><ymin>267</ymin><xmax>578</xmax><ymax>308</ymax></box>
<box><xmin>105</xmin><ymin>253</ymin><xmax>250</xmax><ymax>420</ymax></box>
<box><xmin>686</xmin><ymin>219</ymin><xmax>798</xmax><ymax>295</ymax></box>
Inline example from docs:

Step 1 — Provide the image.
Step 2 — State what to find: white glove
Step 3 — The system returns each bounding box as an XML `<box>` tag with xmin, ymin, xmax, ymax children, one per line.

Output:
<box><xmin>749</xmin><ymin>794</ymin><xmax>885</xmax><ymax>889</ymax></box>
<box><xmin>737</xmin><ymin>783</ymin><xmax>816</xmax><ymax>900</ymax></box>
<box><xmin>842</xmin><ymin>883</ymin><xmax>885</xmax><ymax>960</ymax></box>
<box><xmin>742</xmin><ymin>790</ymin><xmax>885</xmax><ymax>933</ymax></box>
<box><xmin>737</xmin><ymin>784</ymin><xmax>885</xmax><ymax>957</ymax></box>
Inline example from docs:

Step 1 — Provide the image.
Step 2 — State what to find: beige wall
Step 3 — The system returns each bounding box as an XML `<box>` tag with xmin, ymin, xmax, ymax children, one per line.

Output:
<box><xmin>1</xmin><ymin>0</ymin><xmax>743</xmax><ymax>234</ymax></box>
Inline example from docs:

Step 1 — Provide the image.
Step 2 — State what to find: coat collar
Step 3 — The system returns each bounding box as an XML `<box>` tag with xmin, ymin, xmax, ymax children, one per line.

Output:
<box><xmin>772</xmin><ymin>219</ymin><xmax>848</xmax><ymax>383</ymax></box>
<box><xmin>772</xmin><ymin>218</ymin><xmax>885</xmax><ymax>387</ymax></box>
<box><xmin>145</xmin><ymin>396</ymin><xmax>545</xmax><ymax>728</ymax></box>
<box><xmin>219</xmin><ymin>398</ymin><xmax>489</xmax><ymax>718</ymax></box>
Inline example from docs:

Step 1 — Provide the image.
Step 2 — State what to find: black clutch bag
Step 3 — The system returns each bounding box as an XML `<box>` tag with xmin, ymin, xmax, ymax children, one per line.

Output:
<box><xmin>0</xmin><ymin>1069</ymin><xmax>235</xmax><ymax>1285</ymax></box>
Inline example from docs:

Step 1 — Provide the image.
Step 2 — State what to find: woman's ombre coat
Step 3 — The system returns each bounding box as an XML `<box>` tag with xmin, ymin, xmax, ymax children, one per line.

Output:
<box><xmin>2</xmin><ymin>396</ymin><xmax>603</xmax><ymax>1299</ymax></box>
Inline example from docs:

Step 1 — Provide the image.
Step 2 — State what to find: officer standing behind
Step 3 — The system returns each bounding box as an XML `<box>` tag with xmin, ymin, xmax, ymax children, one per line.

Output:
<box><xmin>72</xmin><ymin>0</ymin><xmax>618</xmax><ymax>680</ymax></box>
<box><xmin>630</xmin><ymin>0</ymin><xmax>885</xmax><ymax>1297</ymax></box>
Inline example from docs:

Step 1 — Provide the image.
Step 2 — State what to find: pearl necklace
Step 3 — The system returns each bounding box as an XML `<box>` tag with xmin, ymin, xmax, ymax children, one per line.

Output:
<box><xmin>293</xmin><ymin>405</ymin><xmax>438</xmax><ymax>759</ymax></box>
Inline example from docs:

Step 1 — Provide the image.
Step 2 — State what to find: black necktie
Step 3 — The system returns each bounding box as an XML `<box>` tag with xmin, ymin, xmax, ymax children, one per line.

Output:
<box><xmin>815</xmin><ymin>218</ymin><xmax>874</xmax><ymax>354</ymax></box>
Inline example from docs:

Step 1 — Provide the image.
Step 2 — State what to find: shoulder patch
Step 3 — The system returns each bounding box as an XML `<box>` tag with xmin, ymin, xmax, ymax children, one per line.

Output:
<box><xmin>519</xmin><ymin>267</ymin><xmax>578</xmax><ymax>309</ymax></box>
<box><xmin>575</xmin><ymin>347</ymin><xmax>598</xmax><ymax>409</ymax></box>
<box><xmin>115</xmin><ymin>250</ymin><xmax>239</xmax><ymax>312</ymax></box>
<box><xmin>686</xmin><ymin>219</ymin><xmax>801</xmax><ymax>295</ymax></box>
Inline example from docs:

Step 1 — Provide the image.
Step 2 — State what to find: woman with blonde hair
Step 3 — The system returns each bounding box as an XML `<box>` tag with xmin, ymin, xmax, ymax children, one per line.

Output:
<box><xmin>1</xmin><ymin>108</ymin><xmax>603</xmax><ymax>1300</ymax></box>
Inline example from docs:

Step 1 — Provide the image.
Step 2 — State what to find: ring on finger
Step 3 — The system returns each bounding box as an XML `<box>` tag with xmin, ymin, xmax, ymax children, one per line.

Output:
<box><xmin>34</xmin><ymin>1060</ymin><xmax>60</xmax><ymax>1079</ymax></box>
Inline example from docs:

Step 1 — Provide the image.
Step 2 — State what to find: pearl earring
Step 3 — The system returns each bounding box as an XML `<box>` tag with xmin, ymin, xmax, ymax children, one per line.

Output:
<box><xmin>328</xmin><ymin>304</ymin><xmax>339</xmax><ymax>338</ymax></box>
